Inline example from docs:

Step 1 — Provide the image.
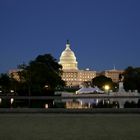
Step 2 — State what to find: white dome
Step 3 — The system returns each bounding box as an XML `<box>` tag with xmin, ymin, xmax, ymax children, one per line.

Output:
<box><xmin>59</xmin><ymin>41</ymin><xmax>78</xmax><ymax>70</ymax></box>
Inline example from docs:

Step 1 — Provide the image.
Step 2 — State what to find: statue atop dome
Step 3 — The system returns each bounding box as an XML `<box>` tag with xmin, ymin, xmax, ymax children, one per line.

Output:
<box><xmin>66</xmin><ymin>39</ymin><xmax>70</xmax><ymax>44</ymax></box>
<box><xmin>66</xmin><ymin>40</ymin><xmax>71</xmax><ymax>50</ymax></box>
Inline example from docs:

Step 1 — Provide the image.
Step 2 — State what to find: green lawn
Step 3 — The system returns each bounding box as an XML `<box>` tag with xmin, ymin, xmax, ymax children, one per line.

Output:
<box><xmin>0</xmin><ymin>114</ymin><xmax>140</xmax><ymax>140</ymax></box>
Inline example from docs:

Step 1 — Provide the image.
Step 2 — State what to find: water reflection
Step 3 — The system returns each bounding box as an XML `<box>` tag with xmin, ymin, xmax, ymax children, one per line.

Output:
<box><xmin>60</xmin><ymin>98</ymin><xmax>140</xmax><ymax>109</ymax></box>
<box><xmin>0</xmin><ymin>97</ymin><xmax>139</xmax><ymax>109</ymax></box>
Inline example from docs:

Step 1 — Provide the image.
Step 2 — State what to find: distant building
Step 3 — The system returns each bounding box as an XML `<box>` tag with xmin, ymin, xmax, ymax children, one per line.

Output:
<box><xmin>100</xmin><ymin>68</ymin><xmax>124</xmax><ymax>83</ymax></box>
<box><xmin>9</xmin><ymin>69</ymin><xmax>22</xmax><ymax>81</ymax></box>
<box><xmin>59</xmin><ymin>40</ymin><xmax>96</xmax><ymax>87</ymax></box>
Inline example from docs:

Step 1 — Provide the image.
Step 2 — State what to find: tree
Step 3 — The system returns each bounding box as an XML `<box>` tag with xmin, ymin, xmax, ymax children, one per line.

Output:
<box><xmin>92</xmin><ymin>75</ymin><xmax>115</xmax><ymax>90</ymax></box>
<box><xmin>123</xmin><ymin>66</ymin><xmax>140</xmax><ymax>92</ymax></box>
<box><xmin>18</xmin><ymin>54</ymin><xmax>65</xmax><ymax>95</ymax></box>
<box><xmin>0</xmin><ymin>73</ymin><xmax>20</xmax><ymax>95</ymax></box>
<box><xmin>0</xmin><ymin>73</ymin><xmax>11</xmax><ymax>93</ymax></box>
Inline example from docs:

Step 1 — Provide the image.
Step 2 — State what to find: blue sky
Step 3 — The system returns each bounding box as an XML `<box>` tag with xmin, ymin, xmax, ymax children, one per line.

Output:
<box><xmin>0</xmin><ymin>0</ymin><xmax>140</xmax><ymax>73</ymax></box>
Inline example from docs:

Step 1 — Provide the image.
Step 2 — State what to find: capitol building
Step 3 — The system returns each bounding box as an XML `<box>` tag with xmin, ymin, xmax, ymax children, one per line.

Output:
<box><xmin>59</xmin><ymin>40</ymin><xmax>123</xmax><ymax>87</ymax></box>
<box><xmin>9</xmin><ymin>40</ymin><xmax>123</xmax><ymax>87</ymax></box>
<box><xmin>59</xmin><ymin>40</ymin><xmax>96</xmax><ymax>87</ymax></box>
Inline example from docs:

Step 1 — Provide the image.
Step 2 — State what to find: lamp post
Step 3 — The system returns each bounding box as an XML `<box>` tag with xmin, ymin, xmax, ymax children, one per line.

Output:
<box><xmin>104</xmin><ymin>85</ymin><xmax>110</xmax><ymax>95</ymax></box>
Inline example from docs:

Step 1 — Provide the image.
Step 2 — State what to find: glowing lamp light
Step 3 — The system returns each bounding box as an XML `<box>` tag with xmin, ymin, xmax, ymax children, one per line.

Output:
<box><xmin>0</xmin><ymin>98</ymin><xmax>2</xmax><ymax>104</ymax></box>
<box><xmin>45</xmin><ymin>85</ymin><xmax>48</xmax><ymax>88</ymax></box>
<box><xmin>104</xmin><ymin>85</ymin><xmax>110</xmax><ymax>91</ymax></box>
<box><xmin>104</xmin><ymin>85</ymin><xmax>110</xmax><ymax>95</ymax></box>
<box><xmin>45</xmin><ymin>104</ymin><xmax>48</xmax><ymax>109</ymax></box>
<box><xmin>10</xmin><ymin>90</ymin><xmax>14</xmax><ymax>93</ymax></box>
<box><xmin>10</xmin><ymin>98</ymin><xmax>14</xmax><ymax>104</ymax></box>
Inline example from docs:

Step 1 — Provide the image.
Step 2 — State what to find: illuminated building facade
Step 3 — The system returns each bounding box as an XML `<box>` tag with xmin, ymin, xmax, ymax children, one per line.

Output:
<box><xmin>59</xmin><ymin>40</ymin><xmax>78</xmax><ymax>70</ymax></box>
<box><xmin>59</xmin><ymin>40</ymin><xmax>96</xmax><ymax>86</ymax></box>
<box><xmin>101</xmin><ymin>69</ymin><xmax>124</xmax><ymax>83</ymax></box>
<box><xmin>9</xmin><ymin>69</ymin><xmax>21</xmax><ymax>81</ymax></box>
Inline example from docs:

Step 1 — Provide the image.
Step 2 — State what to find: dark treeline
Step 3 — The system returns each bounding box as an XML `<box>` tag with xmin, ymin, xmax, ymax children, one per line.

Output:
<box><xmin>123</xmin><ymin>66</ymin><xmax>140</xmax><ymax>92</ymax></box>
<box><xmin>0</xmin><ymin>54</ymin><xmax>65</xmax><ymax>96</ymax></box>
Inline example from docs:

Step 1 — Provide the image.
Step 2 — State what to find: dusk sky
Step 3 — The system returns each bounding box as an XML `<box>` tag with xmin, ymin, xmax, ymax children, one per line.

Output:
<box><xmin>0</xmin><ymin>0</ymin><xmax>140</xmax><ymax>73</ymax></box>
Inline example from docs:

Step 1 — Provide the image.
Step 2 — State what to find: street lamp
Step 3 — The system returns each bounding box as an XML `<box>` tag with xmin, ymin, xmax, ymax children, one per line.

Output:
<box><xmin>0</xmin><ymin>98</ymin><xmax>2</xmax><ymax>104</ymax></box>
<box><xmin>10</xmin><ymin>98</ymin><xmax>14</xmax><ymax>104</ymax></box>
<box><xmin>104</xmin><ymin>85</ymin><xmax>110</xmax><ymax>95</ymax></box>
<box><xmin>10</xmin><ymin>90</ymin><xmax>14</xmax><ymax>93</ymax></box>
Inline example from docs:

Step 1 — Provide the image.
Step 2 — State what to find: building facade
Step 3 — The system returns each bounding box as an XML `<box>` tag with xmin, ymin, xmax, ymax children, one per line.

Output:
<box><xmin>100</xmin><ymin>69</ymin><xmax>124</xmax><ymax>83</ymax></box>
<box><xmin>9</xmin><ymin>69</ymin><xmax>21</xmax><ymax>81</ymax></box>
<box><xmin>59</xmin><ymin>40</ymin><xmax>96</xmax><ymax>87</ymax></box>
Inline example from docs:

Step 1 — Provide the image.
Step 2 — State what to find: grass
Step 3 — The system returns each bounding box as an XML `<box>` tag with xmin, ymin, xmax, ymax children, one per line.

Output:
<box><xmin>0</xmin><ymin>113</ymin><xmax>140</xmax><ymax>140</ymax></box>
